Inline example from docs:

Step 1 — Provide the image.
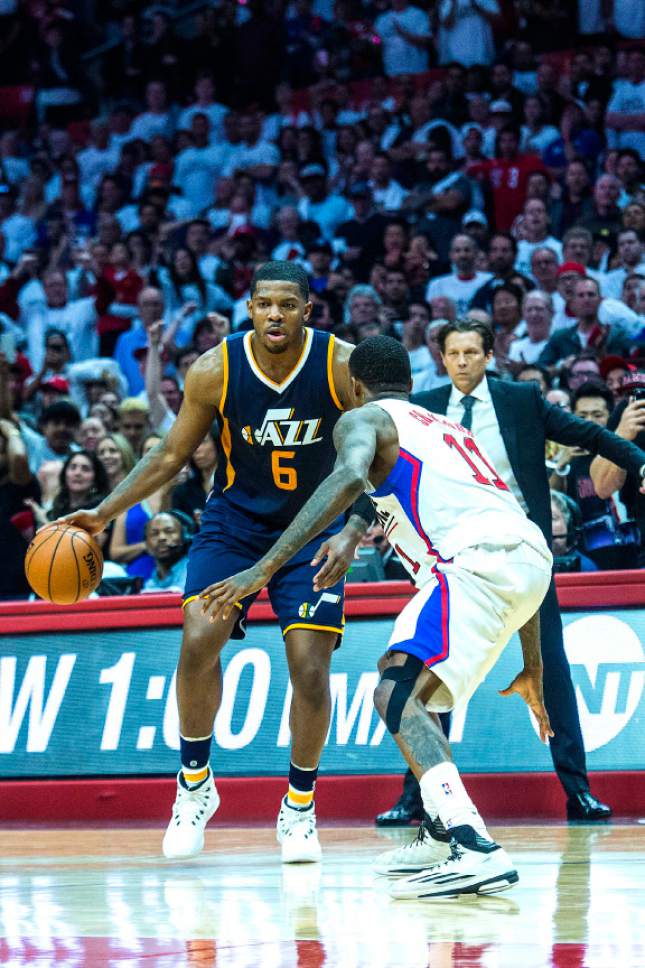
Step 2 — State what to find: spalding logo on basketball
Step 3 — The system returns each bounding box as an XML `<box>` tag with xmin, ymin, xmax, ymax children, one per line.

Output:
<box><xmin>25</xmin><ymin>523</ymin><xmax>104</xmax><ymax>604</ymax></box>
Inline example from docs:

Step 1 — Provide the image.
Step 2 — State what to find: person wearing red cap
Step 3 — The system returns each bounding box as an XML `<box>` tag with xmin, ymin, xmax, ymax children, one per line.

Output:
<box><xmin>552</xmin><ymin>261</ymin><xmax>588</xmax><ymax>331</ymax></box>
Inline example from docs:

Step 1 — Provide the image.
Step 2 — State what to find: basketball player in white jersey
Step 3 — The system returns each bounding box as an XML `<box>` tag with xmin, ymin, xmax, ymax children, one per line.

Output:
<box><xmin>201</xmin><ymin>334</ymin><xmax>554</xmax><ymax>899</ymax></box>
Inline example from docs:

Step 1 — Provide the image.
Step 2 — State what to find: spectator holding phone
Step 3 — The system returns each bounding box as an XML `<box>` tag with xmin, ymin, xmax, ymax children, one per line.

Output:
<box><xmin>591</xmin><ymin>375</ymin><xmax>645</xmax><ymax>564</ymax></box>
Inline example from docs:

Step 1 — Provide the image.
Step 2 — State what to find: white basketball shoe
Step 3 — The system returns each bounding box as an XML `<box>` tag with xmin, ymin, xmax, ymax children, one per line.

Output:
<box><xmin>276</xmin><ymin>797</ymin><xmax>322</xmax><ymax>863</ymax></box>
<box><xmin>389</xmin><ymin>825</ymin><xmax>518</xmax><ymax>899</ymax></box>
<box><xmin>374</xmin><ymin>816</ymin><xmax>452</xmax><ymax>875</ymax></box>
<box><xmin>162</xmin><ymin>770</ymin><xmax>220</xmax><ymax>859</ymax></box>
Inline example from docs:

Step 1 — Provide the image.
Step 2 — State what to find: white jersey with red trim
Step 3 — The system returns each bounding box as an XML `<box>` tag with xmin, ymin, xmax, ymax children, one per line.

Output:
<box><xmin>367</xmin><ymin>398</ymin><xmax>549</xmax><ymax>587</ymax></box>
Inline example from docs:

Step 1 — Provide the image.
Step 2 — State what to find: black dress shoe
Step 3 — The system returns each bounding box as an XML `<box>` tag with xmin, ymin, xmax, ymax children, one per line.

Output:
<box><xmin>375</xmin><ymin>795</ymin><xmax>424</xmax><ymax>826</ymax></box>
<box><xmin>566</xmin><ymin>791</ymin><xmax>612</xmax><ymax>822</ymax></box>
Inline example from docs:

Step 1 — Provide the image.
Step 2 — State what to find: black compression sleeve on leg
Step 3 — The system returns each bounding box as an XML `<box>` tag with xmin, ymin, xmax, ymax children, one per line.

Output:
<box><xmin>380</xmin><ymin>654</ymin><xmax>425</xmax><ymax>734</ymax></box>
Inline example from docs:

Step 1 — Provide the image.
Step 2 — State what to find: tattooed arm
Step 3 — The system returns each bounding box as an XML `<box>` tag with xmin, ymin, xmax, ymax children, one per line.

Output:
<box><xmin>56</xmin><ymin>349</ymin><xmax>222</xmax><ymax>534</ymax></box>
<box><xmin>201</xmin><ymin>407</ymin><xmax>381</xmax><ymax>618</ymax></box>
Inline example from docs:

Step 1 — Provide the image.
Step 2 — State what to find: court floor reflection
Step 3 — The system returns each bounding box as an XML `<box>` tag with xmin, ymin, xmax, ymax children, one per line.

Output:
<box><xmin>0</xmin><ymin>824</ymin><xmax>643</xmax><ymax>967</ymax></box>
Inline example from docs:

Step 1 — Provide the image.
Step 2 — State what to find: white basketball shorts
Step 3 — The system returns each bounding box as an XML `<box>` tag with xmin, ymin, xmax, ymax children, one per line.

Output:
<box><xmin>387</xmin><ymin>539</ymin><xmax>553</xmax><ymax>712</ymax></box>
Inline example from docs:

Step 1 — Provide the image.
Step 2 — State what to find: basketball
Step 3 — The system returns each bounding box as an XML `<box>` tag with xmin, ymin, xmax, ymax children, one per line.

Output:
<box><xmin>24</xmin><ymin>524</ymin><xmax>104</xmax><ymax>605</ymax></box>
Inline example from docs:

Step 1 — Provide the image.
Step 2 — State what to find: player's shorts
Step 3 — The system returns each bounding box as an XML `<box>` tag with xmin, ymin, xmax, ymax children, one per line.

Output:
<box><xmin>183</xmin><ymin>498</ymin><xmax>345</xmax><ymax>646</ymax></box>
<box><xmin>387</xmin><ymin>539</ymin><xmax>553</xmax><ymax>712</ymax></box>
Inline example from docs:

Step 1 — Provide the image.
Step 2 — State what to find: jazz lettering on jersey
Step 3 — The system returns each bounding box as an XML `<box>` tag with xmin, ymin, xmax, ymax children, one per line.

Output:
<box><xmin>241</xmin><ymin>407</ymin><xmax>323</xmax><ymax>447</ymax></box>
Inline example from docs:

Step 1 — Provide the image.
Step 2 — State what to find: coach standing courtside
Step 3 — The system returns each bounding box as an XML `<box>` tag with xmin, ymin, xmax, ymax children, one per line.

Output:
<box><xmin>407</xmin><ymin>317</ymin><xmax>645</xmax><ymax>820</ymax></box>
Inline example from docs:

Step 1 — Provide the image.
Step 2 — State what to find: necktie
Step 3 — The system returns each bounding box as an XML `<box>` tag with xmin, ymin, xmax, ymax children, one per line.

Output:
<box><xmin>460</xmin><ymin>395</ymin><xmax>476</xmax><ymax>431</ymax></box>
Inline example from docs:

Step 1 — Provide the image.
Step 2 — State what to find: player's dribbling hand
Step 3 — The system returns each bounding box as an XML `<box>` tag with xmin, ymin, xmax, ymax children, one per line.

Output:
<box><xmin>200</xmin><ymin>564</ymin><xmax>268</xmax><ymax>622</ymax></box>
<box><xmin>311</xmin><ymin>531</ymin><xmax>359</xmax><ymax>591</ymax></box>
<box><xmin>54</xmin><ymin>508</ymin><xmax>108</xmax><ymax>536</ymax></box>
<box><xmin>499</xmin><ymin>668</ymin><xmax>554</xmax><ymax>744</ymax></box>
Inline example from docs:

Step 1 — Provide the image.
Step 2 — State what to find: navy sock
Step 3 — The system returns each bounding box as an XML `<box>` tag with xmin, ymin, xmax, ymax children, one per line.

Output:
<box><xmin>287</xmin><ymin>762</ymin><xmax>318</xmax><ymax>809</ymax></box>
<box><xmin>180</xmin><ymin>733</ymin><xmax>213</xmax><ymax>788</ymax></box>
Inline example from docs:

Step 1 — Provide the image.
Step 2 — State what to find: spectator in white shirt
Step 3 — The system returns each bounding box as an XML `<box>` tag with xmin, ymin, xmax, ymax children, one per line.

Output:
<box><xmin>177</xmin><ymin>72</ymin><xmax>228</xmax><ymax>142</ymax></box>
<box><xmin>130</xmin><ymin>80</ymin><xmax>175</xmax><ymax>143</ymax></box>
<box><xmin>606</xmin><ymin>50</ymin><xmax>645</xmax><ymax>156</ymax></box>
<box><xmin>401</xmin><ymin>301</ymin><xmax>432</xmax><ymax>385</ymax></box>
<box><xmin>262</xmin><ymin>82</ymin><xmax>311</xmax><ymax>142</ymax></box>
<box><xmin>601</xmin><ymin>229</ymin><xmax>645</xmax><ymax>300</ymax></box>
<box><xmin>76</xmin><ymin>121</ymin><xmax>119</xmax><ymax>207</ymax></box>
<box><xmin>185</xmin><ymin>218</ymin><xmax>220</xmax><ymax>282</ymax></box>
<box><xmin>172</xmin><ymin>113</ymin><xmax>224</xmax><ymax>217</ymax></box>
<box><xmin>515</xmin><ymin>199</ymin><xmax>563</xmax><ymax>277</ymax></box>
<box><xmin>530</xmin><ymin>247</ymin><xmax>560</xmax><ymax>303</ymax></box>
<box><xmin>271</xmin><ymin>206</ymin><xmax>306</xmax><ymax>262</ymax></box>
<box><xmin>25</xmin><ymin>270</ymin><xmax>99</xmax><ymax>370</ymax></box>
<box><xmin>426</xmin><ymin>233</ymin><xmax>492</xmax><ymax>315</ymax></box>
<box><xmin>437</xmin><ymin>0</ymin><xmax>498</xmax><ymax>67</ymax></box>
<box><xmin>508</xmin><ymin>290</ymin><xmax>554</xmax><ymax>366</ymax></box>
<box><xmin>369</xmin><ymin>153</ymin><xmax>407</xmax><ymax>212</ymax></box>
<box><xmin>0</xmin><ymin>132</ymin><xmax>30</xmax><ymax>187</ymax></box>
<box><xmin>0</xmin><ymin>184</ymin><xmax>35</xmax><ymax>262</ymax></box>
<box><xmin>374</xmin><ymin>1</ymin><xmax>432</xmax><ymax>77</ymax></box>
<box><xmin>414</xmin><ymin>317</ymin><xmax>453</xmax><ymax>391</ymax></box>
<box><xmin>520</xmin><ymin>96</ymin><xmax>560</xmax><ymax>156</ymax></box>
<box><xmin>297</xmin><ymin>164</ymin><xmax>354</xmax><ymax>241</ymax></box>
<box><xmin>610</xmin><ymin>3</ymin><xmax>645</xmax><ymax>43</ymax></box>
<box><xmin>224</xmin><ymin>113</ymin><xmax>280</xmax><ymax>181</ymax></box>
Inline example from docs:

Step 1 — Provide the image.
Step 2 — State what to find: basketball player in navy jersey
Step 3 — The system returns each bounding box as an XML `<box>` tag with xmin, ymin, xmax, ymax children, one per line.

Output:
<box><xmin>61</xmin><ymin>262</ymin><xmax>372</xmax><ymax>862</ymax></box>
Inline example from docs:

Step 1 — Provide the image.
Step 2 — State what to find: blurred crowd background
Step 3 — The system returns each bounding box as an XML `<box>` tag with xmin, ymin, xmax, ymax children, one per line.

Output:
<box><xmin>0</xmin><ymin>0</ymin><xmax>643</xmax><ymax>600</ymax></box>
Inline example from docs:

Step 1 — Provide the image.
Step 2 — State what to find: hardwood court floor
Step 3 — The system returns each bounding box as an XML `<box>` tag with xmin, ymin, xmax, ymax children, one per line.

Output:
<box><xmin>0</xmin><ymin>823</ymin><xmax>643</xmax><ymax>967</ymax></box>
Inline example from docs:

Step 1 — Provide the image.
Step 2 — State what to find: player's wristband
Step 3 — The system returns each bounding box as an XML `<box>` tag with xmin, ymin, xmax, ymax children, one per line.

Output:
<box><xmin>349</xmin><ymin>493</ymin><xmax>376</xmax><ymax>528</ymax></box>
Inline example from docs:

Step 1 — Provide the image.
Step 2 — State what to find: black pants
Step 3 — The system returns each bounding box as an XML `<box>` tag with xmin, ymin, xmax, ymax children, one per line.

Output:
<box><xmin>398</xmin><ymin>580</ymin><xmax>589</xmax><ymax>802</ymax></box>
<box><xmin>540</xmin><ymin>578</ymin><xmax>588</xmax><ymax>797</ymax></box>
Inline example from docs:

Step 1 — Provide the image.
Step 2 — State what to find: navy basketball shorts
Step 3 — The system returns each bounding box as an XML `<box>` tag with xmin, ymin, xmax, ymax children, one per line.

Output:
<box><xmin>183</xmin><ymin>499</ymin><xmax>346</xmax><ymax>645</ymax></box>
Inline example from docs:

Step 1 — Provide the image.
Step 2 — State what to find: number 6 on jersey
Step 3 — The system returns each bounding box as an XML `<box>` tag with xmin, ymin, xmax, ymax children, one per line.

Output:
<box><xmin>272</xmin><ymin>450</ymin><xmax>298</xmax><ymax>490</ymax></box>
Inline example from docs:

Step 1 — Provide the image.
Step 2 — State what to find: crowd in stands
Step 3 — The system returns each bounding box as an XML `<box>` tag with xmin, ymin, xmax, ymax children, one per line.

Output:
<box><xmin>0</xmin><ymin>0</ymin><xmax>643</xmax><ymax>600</ymax></box>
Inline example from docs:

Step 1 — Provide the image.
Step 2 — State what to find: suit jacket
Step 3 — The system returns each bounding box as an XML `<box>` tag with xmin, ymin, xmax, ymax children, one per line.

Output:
<box><xmin>411</xmin><ymin>377</ymin><xmax>645</xmax><ymax>543</ymax></box>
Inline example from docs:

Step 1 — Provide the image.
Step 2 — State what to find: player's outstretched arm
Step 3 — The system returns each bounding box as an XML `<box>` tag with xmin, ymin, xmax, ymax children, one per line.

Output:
<box><xmin>57</xmin><ymin>351</ymin><xmax>222</xmax><ymax>535</ymax></box>
<box><xmin>499</xmin><ymin>610</ymin><xmax>554</xmax><ymax>744</ymax></box>
<box><xmin>201</xmin><ymin>408</ymin><xmax>378</xmax><ymax>620</ymax></box>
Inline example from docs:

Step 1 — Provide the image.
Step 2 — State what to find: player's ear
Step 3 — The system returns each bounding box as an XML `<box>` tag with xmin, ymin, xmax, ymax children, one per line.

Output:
<box><xmin>303</xmin><ymin>300</ymin><xmax>313</xmax><ymax>321</ymax></box>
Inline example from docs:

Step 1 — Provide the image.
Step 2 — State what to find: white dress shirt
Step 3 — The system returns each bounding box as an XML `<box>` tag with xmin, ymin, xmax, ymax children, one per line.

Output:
<box><xmin>447</xmin><ymin>377</ymin><xmax>529</xmax><ymax>513</ymax></box>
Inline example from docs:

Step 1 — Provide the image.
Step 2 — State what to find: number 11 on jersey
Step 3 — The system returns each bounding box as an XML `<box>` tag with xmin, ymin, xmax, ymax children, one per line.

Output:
<box><xmin>443</xmin><ymin>433</ymin><xmax>509</xmax><ymax>491</ymax></box>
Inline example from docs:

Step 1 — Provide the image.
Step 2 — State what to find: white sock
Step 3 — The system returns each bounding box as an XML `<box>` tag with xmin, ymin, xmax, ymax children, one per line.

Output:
<box><xmin>418</xmin><ymin>779</ymin><xmax>438</xmax><ymax>820</ymax></box>
<box><xmin>420</xmin><ymin>762</ymin><xmax>490</xmax><ymax>840</ymax></box>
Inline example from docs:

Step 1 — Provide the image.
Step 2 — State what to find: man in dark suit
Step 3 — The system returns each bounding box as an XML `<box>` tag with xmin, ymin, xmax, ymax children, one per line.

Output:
<box><xmin>378</xmin><ymin>316</ymin><xmax>645</xmax><ymax>824</ymax></box>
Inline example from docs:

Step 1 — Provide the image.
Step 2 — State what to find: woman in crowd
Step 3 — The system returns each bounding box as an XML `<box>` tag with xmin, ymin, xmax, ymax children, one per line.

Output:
<box><xmin>27</xmin><ymin>450</ymin><xmax>109</xmax><ymax>546</ymax></box>
<box><xmin>172</xmin><ymin>428</ymin><xmax>218</xmax><ymax>529</ymax></box>
<box><xmin>96</xmin><ymin>432</ymin><xmax>136</xmax><ymax>491</ymax></box>
<box><xmin>158</xmin><ymin>246</ymin><xmax>232</xmax><ymax>344</ymax></box>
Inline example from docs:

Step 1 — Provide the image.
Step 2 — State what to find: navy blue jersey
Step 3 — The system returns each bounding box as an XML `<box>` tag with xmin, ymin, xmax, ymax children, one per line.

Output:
<box><xmin>212</xmin><ymin>327</ymin><xmax>344</xmax><ymax>527</ymax></box>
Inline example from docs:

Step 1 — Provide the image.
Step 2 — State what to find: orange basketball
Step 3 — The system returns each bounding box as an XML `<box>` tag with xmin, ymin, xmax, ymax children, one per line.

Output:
<box><xmin>25</xmin><ymin>523</ymin><xmax>104</xmax><ymax>604</ymax></box>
